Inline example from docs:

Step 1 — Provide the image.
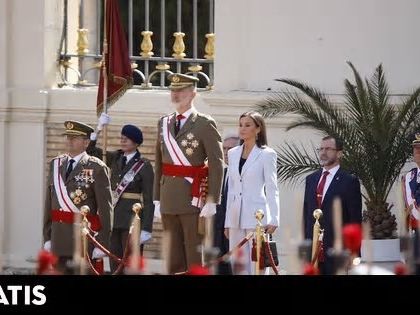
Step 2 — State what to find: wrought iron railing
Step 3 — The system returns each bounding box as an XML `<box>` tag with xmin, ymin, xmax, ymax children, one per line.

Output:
<box><xmin>58</xmin><ymin>0</ymin><xmax>215</xmax><ymax>90</ymax></box>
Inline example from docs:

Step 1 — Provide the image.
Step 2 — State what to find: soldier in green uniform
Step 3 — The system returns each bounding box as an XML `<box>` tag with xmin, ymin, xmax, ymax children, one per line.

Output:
<box><xmin>154</xmin><ymin>73</ymin><xmax>224</xmax><ymax>274</ymax></box>
<box><xmin>43</xmin><ymin>121</ymin><xmax>112</xmax><ymax>273</ymax></box>
<box><xmin>88</xmin><ymin>123</ymin><xmax>154</xmax><ymax>273</ymax></box>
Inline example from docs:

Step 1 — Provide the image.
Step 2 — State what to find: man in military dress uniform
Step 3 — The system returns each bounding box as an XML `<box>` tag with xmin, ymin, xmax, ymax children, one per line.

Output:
<box><xmin>154</xmin><ymin>73</ymin><xmax>224</xmax><ymax>274</ymax></box>
<box><xmin>43</xmin><ymin>121</ymin><xmax>112</xmax><ymax>273</ymax></box>
<box><xmin>402</xmin><ymin>133</ymin><xmax>420</xmax><ymax>232</ymax></box>
<box><xmin>88</xmin><ymin>123</ymin><xmax>154</xmax><ymax>273</ymax></box>
<box><xmin>402</xmin><ymin>133</ymin><xmax>420</xmax><ymax>273</ymax></box>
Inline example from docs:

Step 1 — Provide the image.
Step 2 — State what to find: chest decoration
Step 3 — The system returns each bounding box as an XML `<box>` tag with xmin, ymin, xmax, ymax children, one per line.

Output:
<box><xmin>69</xmin><ymin>188</ymin><xmax>88</xmax><ymax>205</ymax></box>
<box><xmin>70</xmin><ymin>169</ymin><xmax>93</xmax><ymax>204</ymax></box>
<box><xmin>74</xmin><ymin>169</ymin><xmax>95</xmax><ymax>188</ymax></box>
<box><xmin>180</xmin><ymin>133</ymin><xmax>199</xmax><ymax>156</ymax></box>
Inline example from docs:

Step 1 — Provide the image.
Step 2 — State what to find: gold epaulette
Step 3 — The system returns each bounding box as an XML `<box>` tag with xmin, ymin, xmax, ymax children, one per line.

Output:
<box><xmin>88</xmin><ymin>155</ymin><xmax>106</xmax><ymax>167</ymax></box>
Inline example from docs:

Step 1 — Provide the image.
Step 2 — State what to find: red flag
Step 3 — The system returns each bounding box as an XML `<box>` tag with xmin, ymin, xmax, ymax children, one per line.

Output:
<box><xmin>97</xmin><ymin>0</ymin><xmax>133</xmax><ymax>116</ymax></box>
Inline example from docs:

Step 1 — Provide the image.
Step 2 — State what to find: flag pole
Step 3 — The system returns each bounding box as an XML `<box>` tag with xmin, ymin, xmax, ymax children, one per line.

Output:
<box><xmin>101</xmin><ymin>0</ymin><xmax>108</xmax><ymax>165</ymax></box>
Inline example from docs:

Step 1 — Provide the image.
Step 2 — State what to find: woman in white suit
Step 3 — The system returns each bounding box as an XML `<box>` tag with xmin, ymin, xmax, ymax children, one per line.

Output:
<box><xmin>224</xmin><ymin>111</ymin><xmax>280</xmax><ymax>275</ymax></box>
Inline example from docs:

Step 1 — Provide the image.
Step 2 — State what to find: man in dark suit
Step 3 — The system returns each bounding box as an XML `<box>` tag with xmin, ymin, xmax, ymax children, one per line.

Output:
<box><xmin>214</xmin><ymin>135</ymin><xmax>240</xmax><ymax>275</ymax></box>
<box><xmin>303</xmin><ymin>135</ymin><xmax>362</xmax><ymax>274</ymax></box>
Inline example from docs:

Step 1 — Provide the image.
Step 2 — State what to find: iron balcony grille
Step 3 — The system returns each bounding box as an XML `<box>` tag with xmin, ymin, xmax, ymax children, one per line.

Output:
<box><xmin>58</xmin><ymin>0</ymin><xmax>215</xmax><ymax>90</ymax></box>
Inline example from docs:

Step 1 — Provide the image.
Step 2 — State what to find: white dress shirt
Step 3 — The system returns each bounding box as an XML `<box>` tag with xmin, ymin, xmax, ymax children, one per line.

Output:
<box><xmin>123</xmin><ymin>151</ymin><xmax>137</xmax><ymax>164</ymax></box>
<box><xmin>318</xmin><ymin>164</ymin><xmax>340</xmax><ymax>201</ymax></box>
<box><xmin>68</xmin><ymin>151</ymin><xmax>86</xmax><ymax>169</ymax></box>
<box><xmin>176</xmin><ymin>106</ymin><xmax>194</xmax><ymax>129</ymax></box>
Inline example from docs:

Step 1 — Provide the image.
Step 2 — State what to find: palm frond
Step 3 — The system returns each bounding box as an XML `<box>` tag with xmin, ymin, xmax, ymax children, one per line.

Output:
<box><xmin>275</xmin><ymin>141</ymin><xmax>320</xmax><ymax>185</ymax></box>
<box><xmin>256</xmin><ymin>62</ymin><xmax>420</xmax><ymax>238</ymax></box>
<box><xmin>258</xmin><ymin>62</ymin><xmax>420</xmax><ymax>204</ymax></box>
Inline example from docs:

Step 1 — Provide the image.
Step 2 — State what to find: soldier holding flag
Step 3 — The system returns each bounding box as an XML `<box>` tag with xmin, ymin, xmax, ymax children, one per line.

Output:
<box><xmin>88</xmin><ymin>122</ymin><xmax>155</xmax><ymax>273</ymax></box>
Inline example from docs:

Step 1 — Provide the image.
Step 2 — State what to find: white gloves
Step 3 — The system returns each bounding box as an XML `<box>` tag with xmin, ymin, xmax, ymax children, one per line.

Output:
<box><xmin>90</xmin><ymin>132</ymin><xmax>97</xmax><ymax>141</ymax></box>
<box><xmin>139</xmin><ymin>230</ymin><xmax>152</xmax><ymax>244</ymax></box>
<box><xmin>92</xmin><ymin>247</ymin><xmax>106</xmax><ymax>259</ymax></box>
<box><xmin>97</xmin><ymin>113</ymin><xmax>111</xmax><ymax>130</ymax></box>
<box><xmin>43</xmin><ymin>240</ymin><xmax>51</xmax><ymax>252</ymax></box>
<box><xmin>153</xmin><ymin>201</ymin><xmax>161</xmax><ymax>219</ymax></box>
<box><xmin>200</xmin><ymin>202</ymin><xmax>217</xmax><ymax>218</ymax></box>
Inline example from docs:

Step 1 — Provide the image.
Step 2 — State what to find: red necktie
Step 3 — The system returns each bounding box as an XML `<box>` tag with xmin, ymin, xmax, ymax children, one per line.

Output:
<box><xmin>175</xmin><ymin>114</ymin><xmax>185</xmax><ymax>136</ymax></box>
<box><xmin>316</xmin><ymin>171</ymin><xmax>330</xmax><ymax>208</ymax></box>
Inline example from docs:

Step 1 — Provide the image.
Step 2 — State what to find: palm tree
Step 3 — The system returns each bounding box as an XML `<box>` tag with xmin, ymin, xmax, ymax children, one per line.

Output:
<box><xmin>255</xmin><ymin>62</ymin><xmax>420</xmax><ymax>239</ymax></box>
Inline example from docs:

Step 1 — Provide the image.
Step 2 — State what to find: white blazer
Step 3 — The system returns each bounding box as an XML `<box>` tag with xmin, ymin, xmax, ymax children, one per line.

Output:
<box><xmin>224</xmin><ymin>144</ymin><xmax>280</xmax><ymax>229</ymax></box>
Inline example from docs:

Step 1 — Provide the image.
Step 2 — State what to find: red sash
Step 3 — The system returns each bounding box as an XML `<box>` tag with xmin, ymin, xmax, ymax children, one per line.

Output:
<box><xmin>162</xmin><ymin>163</ymin><xmax>208</xmax><ymax>201</ymax></box>
<box><xmin>51</xmin><ymin>209</ymin><xmax>102</xmax><ymax>231</ymax></box>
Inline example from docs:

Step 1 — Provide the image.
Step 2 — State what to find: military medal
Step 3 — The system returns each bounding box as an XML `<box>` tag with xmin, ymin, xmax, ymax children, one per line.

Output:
<box><xmin>180</xmin><ymin>132</ymin><xmax>198</xmax><ymax>156</ymax></box>
<box><xmin>73</xmin><ymin>197</ymin><xmax>81</xmax><ymax>205</ymax></box>
<box><xmin>75</xmin><ymin>169</ymin><xmax>94</xmax><ymax>188</ymax></box>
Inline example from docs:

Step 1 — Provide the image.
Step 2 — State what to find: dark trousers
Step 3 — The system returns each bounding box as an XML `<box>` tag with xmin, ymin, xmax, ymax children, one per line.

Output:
<box><xmin>214</xmin><ymin>228</ymin><xmax>232</xmax><ymax>275</ymax></box>
<box><xmin>56</xmin><ymin>256</ymin><xmax>73</xmax><ymax>275</ymax></box>
<box><xmin>110</xmin><ymin>228</ymin><xmax>144</xmax><ymax>274</ymax></box>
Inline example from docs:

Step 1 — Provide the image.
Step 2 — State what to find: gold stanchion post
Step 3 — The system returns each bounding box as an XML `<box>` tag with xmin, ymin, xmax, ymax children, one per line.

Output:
<box><xmin>80</xmin><ymin>205</ymin><xmax>90</xmax><ymax>275</ymax></box>
<box><xmin>311</xmin><ymin>209</ymin><xmax>323</xmax><ymax>268</ymax></box>
<box><xmin>255</xmin><ymin>209</ymin><xmax>265</xmax><ymax>275</ymax></box>
<box><xmin>130</xmin><ymin>203</ymin><xmax>142</xmax><ymax>273</ymax></box>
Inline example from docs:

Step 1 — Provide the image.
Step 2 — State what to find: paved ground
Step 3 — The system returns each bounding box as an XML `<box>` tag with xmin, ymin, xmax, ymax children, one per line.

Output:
<box><xmin>1</xmin><ymin>257</ymin><xmax>400</xmax><ymax>275</ymax></box>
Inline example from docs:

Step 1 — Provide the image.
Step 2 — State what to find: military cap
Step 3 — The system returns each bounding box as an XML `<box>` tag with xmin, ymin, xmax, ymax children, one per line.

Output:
<box><xmin>121</xmin><ymin>124</ymin><xmax>143</xmax><ymax>145</ymax></box>
<box><xmin>168</xmin><ymin>73</ymin><xmax>199</xmax><ymax>90</ymax></box>
<box><xmin>412</xmin><ymin>133</ymin><xmax>420</xmax><ymax>146</ymax></box>
<box><xmin>63</xmin><ymin>120</ymin><xmax>94</xmax><ymax>137</ymax></box>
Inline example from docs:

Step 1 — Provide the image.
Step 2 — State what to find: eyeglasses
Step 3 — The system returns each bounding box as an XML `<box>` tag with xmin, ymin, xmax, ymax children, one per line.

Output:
<box><xmin>316</xmin><ymin>147</ymin><xmax>338</xmax><ymax>153</ymax></box>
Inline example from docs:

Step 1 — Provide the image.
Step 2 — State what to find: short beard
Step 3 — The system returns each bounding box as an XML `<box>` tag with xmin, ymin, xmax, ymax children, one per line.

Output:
<box><xmin>320</xmin><ymin>158</ymin><xmax>336</xmax><ymax>167</ymax></box>
<box><xmin>171</xmin><ymin>102</ymin><xmax>183</xmax><ymax>111</ymax></box>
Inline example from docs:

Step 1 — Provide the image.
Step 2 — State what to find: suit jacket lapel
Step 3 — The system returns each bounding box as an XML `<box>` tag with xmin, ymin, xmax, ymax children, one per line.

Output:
<box><xmin>176</xmin><ymin>110</ymin><xmax>197</xmax><ymax>139</ymax></box>
<box><xmin>231</xmin><ymin>146</ymin><xmax>242</xmax><ymax>178</ymax></box>
<box><xmin>241</xmin><ymin>145</ymin><xmax>263</xmax><ymax>175</ymax></box>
